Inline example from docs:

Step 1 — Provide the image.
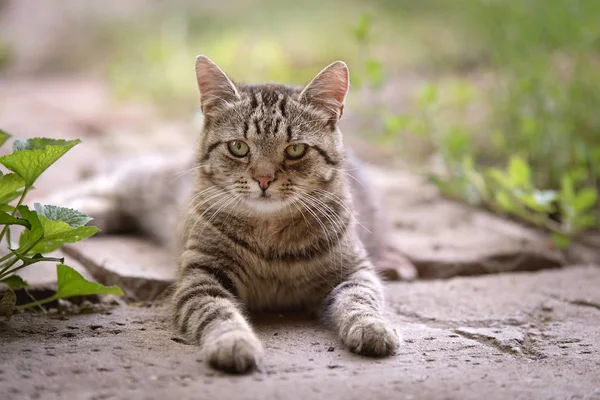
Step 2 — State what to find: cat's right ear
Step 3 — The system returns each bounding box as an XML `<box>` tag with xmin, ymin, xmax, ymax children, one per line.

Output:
<box><xmin>195</xmin><ymin>55</ymin><xmax>240</xmax><ymax>116</ymax></box>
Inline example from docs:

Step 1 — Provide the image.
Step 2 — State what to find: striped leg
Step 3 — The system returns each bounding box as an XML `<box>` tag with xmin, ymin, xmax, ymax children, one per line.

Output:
<box><xmin>324</xmin><ymin>269</ymin><xmax>399</xmax><ymax>356</ymax></box>
<box><xmin>172</xmin><ymin>253</ymin><xmax>263</xmax><ymax>373</ymax></box>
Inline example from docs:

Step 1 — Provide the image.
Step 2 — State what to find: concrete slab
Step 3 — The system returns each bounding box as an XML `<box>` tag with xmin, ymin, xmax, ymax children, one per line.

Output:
<box><xmin>1</xmin><ymin>266</ymin><xmax>599</xmax><ymax>400</ymax></box>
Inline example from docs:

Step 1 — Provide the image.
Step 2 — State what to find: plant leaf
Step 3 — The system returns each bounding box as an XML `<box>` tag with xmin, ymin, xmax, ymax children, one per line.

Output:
<box><xmin>418</xmin><ymin>83</ymin><xmax>437</xmax><ymax>108</ymax></box>
<box><xmin>574</xmin><ymin>214</ymin><xmax>597</xmax><ymax>230</ymax></box>
<box><xmin>508</xmin><ymin>156</ymin><xmax>531</xmax><ymax>187</ymax></box>
<box><xmin>0</xmin><ymin>211</ymin><xmax>31</xmax><ymax>228</ymax></box>
<box><xmin>0</xmin><ymin>138</ymin><xmax>80</xmax><ymax>186</ymax></box>
<box><xmin>17</xmin><ymin>205</ymin><xmax>43</xmax><ymax>249</ymax></box>
<box><xmin>0</xmin><ymin>129</ymin><xmax>10</xmax><ymax>148</ymax></box>
<box><xmin>572</xmin><ymin>188</ymin><xmax>598</xmax><ymax>213</ymax></box>
<box><xmin>17</xmin><ymin>205</ymin><xmax>98</xmax><ymax>253</ymax></box>
<box><xmin>34</xmin><ymin>203</ymin><xmax>92</xmax><ymax>228</ymax></box>
<box><xmin>0</xmin><ymin>275</ymin><xmax>29</xmax><ymax>289</ymax></box>
<box><xmin>552</xmin><ymin>232</ymin><xmax>571</xmax><ymax>250</ymax></box>
<box><xmin>55</xmin><ymin>264</ymin><xmax>123</xmax><ymax>299</ymax></box>
<box><xmin>0</xmin><ymin>173</ymin><xmax>25</xmax><ymax>204</ymax></box>
<box><xmin>365</xmin><ymin>58</ymin><xmax>384</xmax><ymax>88</ymax></box>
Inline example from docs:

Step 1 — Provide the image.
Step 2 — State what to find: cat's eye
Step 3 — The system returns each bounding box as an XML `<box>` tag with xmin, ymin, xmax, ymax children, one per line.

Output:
<box><xmin>228</xmin><ymin>140</ymin><xmax>250</xmax><ymax>157</ymax></box>
<box><xmin>284</xmin><ymin>144</ymin><xmax>307</xmax><ymax>160</ymax></box>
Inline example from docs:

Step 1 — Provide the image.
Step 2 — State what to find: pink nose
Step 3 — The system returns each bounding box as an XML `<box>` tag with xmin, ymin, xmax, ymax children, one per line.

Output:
<box><xmin>255</xmin><ymin>176</ymin><xmax>274</xmax><ymax>191</ymax></box>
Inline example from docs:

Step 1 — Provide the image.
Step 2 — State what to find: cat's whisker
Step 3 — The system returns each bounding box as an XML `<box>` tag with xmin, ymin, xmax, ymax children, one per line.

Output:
<box><xmin>297</xmin><ymin>190</ymin><xmax>351</xmax><ymax>278</ymax></box>
<box><xmin>171</xmin><ymin>164</ymin><xmax>210</xmax><ymax>182</ymax></box>
<box><xmin>312</xmin><ymin>188</ymin><xmax>372</xmax><ymax>234</ymax></box>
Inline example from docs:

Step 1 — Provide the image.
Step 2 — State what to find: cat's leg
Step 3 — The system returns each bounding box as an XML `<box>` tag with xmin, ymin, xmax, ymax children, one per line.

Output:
<box><xmin>324</xmin><ymin>268</ymin><xmax>399</xmax><ymax>356</ymax></box>
<box><xmin>172</xmin><ymin>251</ymin><xmax>263</xmax><ymax>373</ymax></box>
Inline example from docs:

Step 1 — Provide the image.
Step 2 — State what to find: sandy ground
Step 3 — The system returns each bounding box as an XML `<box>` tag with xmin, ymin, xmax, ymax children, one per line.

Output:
<box><xmin>2</xmin><ymin>266</ymin><xmax>600</xmax><ymax>400</ymax></box>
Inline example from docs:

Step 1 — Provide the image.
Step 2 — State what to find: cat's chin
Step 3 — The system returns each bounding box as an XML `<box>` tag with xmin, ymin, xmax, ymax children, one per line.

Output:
<box><xmin>243</xmin><ymin>198</ymin><xmax>289</xmax><ymax>214</ymax></box>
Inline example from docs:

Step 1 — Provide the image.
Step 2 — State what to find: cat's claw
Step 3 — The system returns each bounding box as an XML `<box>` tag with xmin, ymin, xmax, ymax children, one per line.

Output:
<box><xmin>204</xmin><ymin>329</ymin><xmax>264</xmax><ymax>374</ymax></box>
<box><xmin>344</xmin><ymin>317</ymin><xmax>400</xmax><ymax>357</ymax></box>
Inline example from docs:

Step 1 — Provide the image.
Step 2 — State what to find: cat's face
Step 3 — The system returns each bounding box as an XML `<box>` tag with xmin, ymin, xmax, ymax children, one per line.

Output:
<box><xmin>195</xmin><ymin>56</ymin><xmax>349</xmax><ymax>214</ymax></box>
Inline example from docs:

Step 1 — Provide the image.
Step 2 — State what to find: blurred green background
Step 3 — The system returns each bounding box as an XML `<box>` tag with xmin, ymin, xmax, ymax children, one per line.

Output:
<box><xmin>0</xmin><ymin>0</ymin><xmax>598</xmax><ymax>243</ymax></box>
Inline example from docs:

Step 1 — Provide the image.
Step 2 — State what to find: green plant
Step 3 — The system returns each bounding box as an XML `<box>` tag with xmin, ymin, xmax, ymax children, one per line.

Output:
<box><xmin>386</xmin><ymin>84</ymin><xmax>599</xmax><ymax>248</ymax></box>
<box><xmin>0</xmin><ymin>130</ymin><xmax>123</xmax><ymax>321</ymax></box>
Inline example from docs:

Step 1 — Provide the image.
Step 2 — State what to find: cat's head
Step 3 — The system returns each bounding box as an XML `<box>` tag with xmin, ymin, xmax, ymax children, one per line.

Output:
<box><xmin>194</xmin><ymin>55</ymin><xmax>350</xmax><ymax>214</ymax></box>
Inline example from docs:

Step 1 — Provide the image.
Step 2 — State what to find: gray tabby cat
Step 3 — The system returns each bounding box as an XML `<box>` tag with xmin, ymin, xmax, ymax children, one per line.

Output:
<box><xmin>48</xmin><ymin>56</ymin><xmax>414</xmax><ymax>374</ymax></box>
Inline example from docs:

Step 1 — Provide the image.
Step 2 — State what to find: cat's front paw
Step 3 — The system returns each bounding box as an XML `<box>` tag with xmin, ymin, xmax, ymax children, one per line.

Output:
<box><xmin>204</xmin><ymin>329</ymin><xmax>264</xmax><ymax>374</ymax></box>
<box><xmin>343</xmin><ymin>317</ymin><xmax>400</xmax><ymax>357</ymax></box>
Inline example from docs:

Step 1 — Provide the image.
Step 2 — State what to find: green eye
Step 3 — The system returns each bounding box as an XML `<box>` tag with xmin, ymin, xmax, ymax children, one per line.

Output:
<box><xmin>228</xmin><ymin>141</ymin><xmax>250</xmax><ymax>157</ymax></box>
<box><xmin>285</xmin><ymin>144</ymin><xmax>307</xmax><ymax>160</ymax></box>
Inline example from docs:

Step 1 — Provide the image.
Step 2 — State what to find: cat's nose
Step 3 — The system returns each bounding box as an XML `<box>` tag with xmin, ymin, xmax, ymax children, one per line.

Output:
<box><xmin>255</xmin><ymin>176</ymin><xmax>274</xmax><ymax>191</ymax></box>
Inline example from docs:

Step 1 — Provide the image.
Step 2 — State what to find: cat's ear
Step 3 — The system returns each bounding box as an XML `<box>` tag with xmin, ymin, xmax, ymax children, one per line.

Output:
<box><xmin>299</xmin><ymin>61</ymin><xmax>349</xmax><ymax>120</ymax></box>
<box><xmin>195</xmin><ymin>55</ymin><xmax>240</xmax><ymax>116</ymax></box>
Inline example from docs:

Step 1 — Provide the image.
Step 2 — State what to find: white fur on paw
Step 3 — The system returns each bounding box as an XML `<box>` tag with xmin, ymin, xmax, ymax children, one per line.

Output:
<box><xmin>344</xmin><ymin>317</ymin><xmax>400</xmax><ymax>357</ymax></box>
<box><xmin>204</xmin><ymin>329</ymin><xmax>264</xmax><ymax>374</ymax></box>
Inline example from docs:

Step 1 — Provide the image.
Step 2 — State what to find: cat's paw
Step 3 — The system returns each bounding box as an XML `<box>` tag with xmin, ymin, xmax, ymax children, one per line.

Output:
<box><xmin>204</xmin><ymin>329</ymin><xmax>264</xmax><ymax>374</ymax></box>
<box><xmin>343</xmin><ymin>317</ymin><xmax>400</xmax><ymax>357</ymax></box>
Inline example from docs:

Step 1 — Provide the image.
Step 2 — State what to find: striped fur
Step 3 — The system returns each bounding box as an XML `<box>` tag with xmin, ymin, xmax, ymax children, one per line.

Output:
<box><xmin>171</xmin><ymin>57</ymin><xmax>399</xmax><ymax>373</ymax></box>
<box><xmin>43</xmin><ymin>57</ymin><xmax>401</xmax><ymax>374</ymax></box>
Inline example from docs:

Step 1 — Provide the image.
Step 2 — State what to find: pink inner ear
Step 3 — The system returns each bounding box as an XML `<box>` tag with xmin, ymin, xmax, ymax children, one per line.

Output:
<box><xmin>301</xmin><ymin>61</ymin><xmax>349</xmax><ymax>119</ymax></box>
<box><xmin>195</xmin><ymin>56</ymin><xmax>238</xmax><ymax>114</ymax></box>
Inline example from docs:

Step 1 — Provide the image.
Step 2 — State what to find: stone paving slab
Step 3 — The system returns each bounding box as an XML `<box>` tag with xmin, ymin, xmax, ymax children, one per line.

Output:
<box><xmin>1</xmin><ymin>266</ymin><xmax>599</xmax><ymax>400</ymax></box>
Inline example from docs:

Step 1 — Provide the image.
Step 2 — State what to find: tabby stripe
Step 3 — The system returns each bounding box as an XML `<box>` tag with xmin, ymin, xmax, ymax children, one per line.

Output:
<box><xmin>186</xmin><ymin>263</ymin><xmax>237</xmax><ymax>296</ymax></box>
<box><xmin>179</xmin><ymin>295</ymin><xmax>214</xmax><ymax>334</ymax></box>
<box><xmin>243</xmin><ymin>120</ymin><xmax>249</xmax><ymax>139</ymax></box>
<box><xmin>175</xmin><ymin>284</ymin><xmax>232</xmax><ymax>314</ymax></box>
<box><xmin>278</xmin><ymin>96</ymin><xmax>287</xmax><ymax>117</ymax></box>
<box><xmin>194</xmin><ymin>308</ymin><xmax>234</xmax><ymax>342</ymax></box>
<box><xmin>250</xmin><ymin>89</ymin><xmax>258</xmax><ymax>109</ymax></box>
<box><xmin>254</xmin><ymin>119</ymin><xmax>262</xmax><ymax>135</ymax></box>
<box><xmin>206</xmin><ymin>218</ymin><xmax>254</xmax><ymax>252</ymax></box>
<box><xmin>286</xmin><ymin>125</ymin><xmax>293</xmax><ymax>142</ymax></box>
<box><xmin>313</xmin><ymin>145</ymin><xmax>338</xmax><ymax>165</ymax></box>
<box><xmin>273</xmin><ymin>118</ymin><xmax>281</xmax><ymax>135</ymax></box>
<box><xmin>202</xmin><ymin>141</ymin><xmax>223</xmax><ymax>161</ymax></box>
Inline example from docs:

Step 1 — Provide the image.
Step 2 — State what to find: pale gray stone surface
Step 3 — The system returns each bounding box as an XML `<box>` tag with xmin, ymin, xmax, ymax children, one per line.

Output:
<box><xmin>1</xmin><ymin>266</ymin><xmax>599</xmax><ymax>400</ymax></box>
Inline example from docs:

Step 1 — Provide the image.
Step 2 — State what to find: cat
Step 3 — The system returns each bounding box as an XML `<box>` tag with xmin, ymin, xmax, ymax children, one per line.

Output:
<box><xmin>45</xmin><ymin>56</ymin><xmax>416</xmax><ymax>373</ymax></box>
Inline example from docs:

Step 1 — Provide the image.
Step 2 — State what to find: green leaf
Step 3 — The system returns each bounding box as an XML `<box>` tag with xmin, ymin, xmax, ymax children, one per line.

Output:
<box><xmin>487</xmin><ymin>168</ymin><xmax>511</xmax><ymax>188</ymax></box>
<box><xmin>0</xmin><ymin>288</ymin><xmax>16</xmax><ymax>321</ymax></box>
<box><xmin>0</xmin><ymin>211</ymin><xmax>31</xmax><ymax>228</ymax></box>
<box><xmin>55</xmin><ymin>264</ymin><xmax>123</xmax><ymax>299</ymax></box>
<box><xmin>508</xmin><ymin>156</ymin><xmax>531</xmax><ymax>187</ymax></box>
<box><xmin>572</xmin><ymin>188</ymin><xmax>597</xmax><ymax>213</ymax></box>
<box><xmin>383</xmin><ymin>115</ymin><xmax>412</xmax><ymax>133</ymax></box>
<box><xmin>0</xmin><ymin>173</ymin><xmax>25</xmax><ymax>204</ymax></box>
<box><xmin>0</xmin><ymin>138</ymin><xmax>80</xmax><ymax>186</ymax></box>
<box><xmin>552</xmin><ymin>233</ymin><xmax>571</xmax><ymax>250</ymax></box>
<box><xmin>574</xmin><ymin>214</ymin><xmax>597</xmax><ymax>230</ymax></box>
<box><xmin>418</xmin><ymin>83</ymin><xmax>437</xmax><ymax>108</ymax></box>
<box><xmin>17</xmin><ymin>204</ymin><xmax>99</xmax><ymax>253</ymax></box>
<box><xmin>351</xmin><ymin>14</ymin><xmax>371</xmax><ymax>42</ymax></box>
<box><xmin>34</xmin><ymin>203</ymin><xmax>92</xmax><ymax>228</ymax></box>
<box><xmin>0</xmin><ymin>204</ymin><xmax>14</xmax><ymax>212</ymax></box>
<box><xmin>495</xmin><ymin>190</ymin><xmax>515</xmax><ymax>212</ymax></box>
<box><xmin>0</xmin><ymin>129</ymin><xmax>10</xmax><ymax>148</ymax></box>
<box><xmin>365</xmin><ymin>58</ymin><xmax>384</xmax><ymax>88</ymax></box>
<box><xmin>17</xmin><ymin>205</ymin><xmax>43</xmax><ymax>249</ymax></box>
<box><xmin>31</xmin><ymin>218</ymin><xmax>99</xmax><ymax>254</ymax></box>
<box><xmin>0</xmin><ymin>275</ymin><xmax>29</xmax><ymax>289</ymax></box>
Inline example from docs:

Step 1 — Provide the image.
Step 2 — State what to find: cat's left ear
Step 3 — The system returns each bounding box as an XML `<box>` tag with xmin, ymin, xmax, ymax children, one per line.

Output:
<box><xmin>300</xmin><ymin>61</ymin><xmax>349</xmax><ymax>120</ymax></box>
<box><xmin>195</xmin><ymin>55</ymin><xmax>240</xmax><ymax>116</ymax></box>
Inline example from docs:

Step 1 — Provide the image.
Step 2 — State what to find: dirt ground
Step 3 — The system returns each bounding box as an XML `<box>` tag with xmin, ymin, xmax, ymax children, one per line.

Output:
<box><xmin>2</xmin><ymin>266</ymin><xmax>600</xmax><ymax>400</ymax></box>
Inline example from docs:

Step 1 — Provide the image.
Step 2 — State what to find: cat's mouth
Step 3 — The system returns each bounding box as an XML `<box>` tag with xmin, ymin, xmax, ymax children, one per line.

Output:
<box><xmin>244</xmin><ymin>195</ymin><xmax>288</xmax><ymax>213</ymax></box>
